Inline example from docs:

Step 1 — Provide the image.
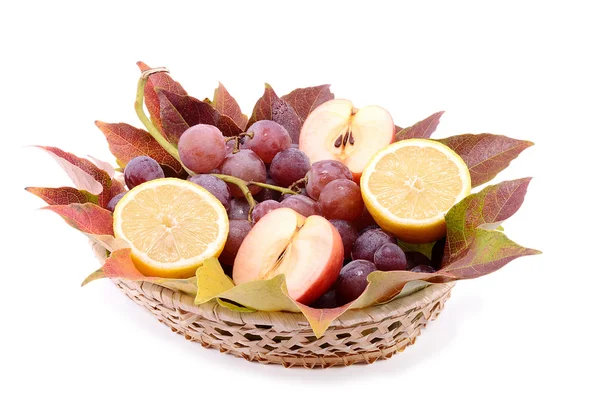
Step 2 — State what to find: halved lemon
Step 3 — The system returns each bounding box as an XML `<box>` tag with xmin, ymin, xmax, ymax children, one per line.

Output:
<box><xmin>360</xmin><ymin>139</ymin><xmax>471</xmax><ymax>244</ymax></box>
<box><xmin>113</xmin><ymin>178</ymin><xmax>229</xmax><ymax>278</ymax></box>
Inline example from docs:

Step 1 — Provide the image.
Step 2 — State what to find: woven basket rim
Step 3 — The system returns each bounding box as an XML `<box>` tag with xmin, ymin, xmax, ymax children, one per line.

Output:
<box><xmin>117</xmin><ymin>278</ymin><xmax>455</xmax><ymax>332</ymax></box>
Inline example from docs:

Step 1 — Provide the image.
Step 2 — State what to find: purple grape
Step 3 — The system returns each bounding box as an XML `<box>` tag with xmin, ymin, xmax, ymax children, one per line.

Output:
<box><xmin>311</xmin><ymin>288</ymin><xmax>337</xmax><ymax>309</ymax></box>
<box><xmin>431</xmin><ymin>237</ymin><xmax>446</xmax><ymax>270</ymax></box>
<box><xmin>269</xmin><ymin>148</ymin><xmax>310</xmax><ymax>187</ymax></box>
<box><xmin>242</xmin><ymin>120</ymin><xmax>292</xmax><ymax>163</ymax></box>
<box><xmin>219</xmin><ymin>220</ymin><xmax>252</xmax><ymax>265</ymax></box>
<box><xmin>228</xmin><ymin>197</ymin><xmax>251</xmax><ymax>220</ymax></box>
<box><xmin>306</xmin><ymin>160</ymin><xmax>353</xmax><ymax>200</ymax></box>
<box><xmin>280</xmin><ymin>195</ymin><xmax>321</xmax><ymax>217</ymax></box>
<box><xmin>319</xmin><ymin>179</ymin><xmax>364</xmax><ymax>221</ymax></box>
<box><xmin>336</xmin><ymin>260</ymin><xmax>377</xmax><ymax>304</ymax></box>
<box><xmin>411</xmin><ymin>265</ymin><xmax>436</xmax><ymax>273</ymax></box>
<box><xmin>219</xmin><ymin>149</ymin><xmax>267</xmax><ymax>197</ymax></box>
<box><xmin>106</xmin><ymin>192</ymin><xmax>125</xmax><ymax>212</ymax></box>
<box><xmin>353</xmin><ymin>207</ymin><xmax>377</xmax><ymax>232</ymax></box>
<box><xmin>124</xmin><ymin>156</ymin><xmax>165</xmax><ymax>189</ymax></box>
<box><xmin>188</xmin><ymin>174</ymin><xmax>231</xmax><ymax>211</ymax></box>
<box><xmin>329</xmin><ymin>220</ymin><xmax>358</xmax><ymax>260</ymax></box>
<box><xmin>405</xmin><ymin>252</ymin><xmax>432</xmax><ymax>270</ymax></box>
<box><xmin>253</xmin><ymin>177</ymin><xmax>281</xmax><ymax>202</ymax></box>
<box><xmin>374</xmin><ymin>243</ymin><xmax>407</xmax><ymax>271</ymax></box>
<box><xmin>251</xmin><ymin>200</ymin><xmax>282</xmax><ymax>223</ymax></box>
<box><xmin>178</xmin><ymin>124</ymin><xmax>227</xmax><ymax>173</ymax></box>
<box><xmin>351</xmin><ymin>228</ymin><xmax>395</xmax><ymax>262</ymax></box>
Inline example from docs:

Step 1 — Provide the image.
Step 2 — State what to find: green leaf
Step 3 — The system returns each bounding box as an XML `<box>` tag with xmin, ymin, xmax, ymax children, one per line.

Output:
<box><xmin>25</xmin><ymin>187</ymin><xmax>98</xmax><ymax>205</ymax></box>
<box><xmin>440</xmin><ymin>229</ymin><xmax>541</xmax><ymax>279</ymax></box>
<box><xmin>438</xmin><ymin>133</ymin><xmax>534</xmax><ymax>187</ymax></box>
<box><xmin>82</xmin><ymin>248</ymin><xmax>197</xmax><ymax>296</ymax></box>
<box><xmin>443</xmin><ymin>178</ymin><xmax>532</xmax><ymax>265</ymax></box>
<box><xmin>247</xmin><ymin>84</ymin><xmax>302</xmax><ymax>143</ymax></box>
<box><xmin>395</xmin><ymin>111</ymin><xmax>444</xmax><ymax>141</ymax></box>
<box><xmin>397</xmin><ymin>240</ymin><xmax>435</xmax><ymax>259</ymax></box>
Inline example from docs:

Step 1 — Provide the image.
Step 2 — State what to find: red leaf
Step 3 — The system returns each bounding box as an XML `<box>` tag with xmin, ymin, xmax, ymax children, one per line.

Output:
<box><xmin>137</xmin><ymin>61</ymin><xmax>187</xmax><ymax>137</ymax></box>
<box><xmin>395</xmin><ymin>111</ymin><xmax>444</xmax><ymax>141</ymax></box>
<box><xmin>44</xmin><ymin>203</ymin><xmax>114</xmax><ymax>236</ymax></box>
<box><xmin>212</xmin><ymin>82</ymin><xmax>248</xmax><ymax>130</ymax></box>
<box><xmin>98</xmin><ymin>178</ymin><xmax>126</xmax><ymax>208</ymax></box>
<box><xmin>26</xmin><ymin>187</ymin><xmax>98</xmax><ymax>205</ymax></box>
<box><xmin>443</xmin><ymin>178</ymin><xmax>532</xmax><ymax>265</ymax></box>
<box><xmin>440</xmin><ymin>229</ymin><xmax>541</xmax><ymax>279</ymax></box>
<box><xmin>94</xmin><ymin>121</ymin><xmax>184</xmax><ymax>175</ymax></box>
<box><xmin>247</xmin><ymin>84</ymin><xmax>302</xmax><ymax>143</ymax></box>
<box><xmin>438</xmin><ymin>133</ymin><xmax>534</xmax><ymax>187</ymax></box>
<box><xmin>281</xmin><ymin>84</ymin><xmax>334</xmax><ymax>123</ymax></box>
<box><xmin>158</xmin><ymin>90</ymin><xmax>243</xmax><ymax>143</ymax></box>
<box><xmin>37</xmin><ymin>146</ymin><xmax>111</xmax><ymax>195</ymax></box>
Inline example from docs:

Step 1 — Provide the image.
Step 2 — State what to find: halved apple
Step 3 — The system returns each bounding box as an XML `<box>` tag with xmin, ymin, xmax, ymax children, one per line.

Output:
<box><xmin>232</xmin><ymin>207</ymin><xmax>344</xmax><ymax>305</ymax></box>
<box><xmin>299</xmin><ymin>99</ymin><xmax>395</xmax><ymax>181</ymax></box>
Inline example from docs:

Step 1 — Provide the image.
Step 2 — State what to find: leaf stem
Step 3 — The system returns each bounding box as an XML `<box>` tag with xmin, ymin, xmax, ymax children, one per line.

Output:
<box><xmin>135</xmin><ymin>75</ymin><xmax>185</xmax><ymax>165</ymax></box>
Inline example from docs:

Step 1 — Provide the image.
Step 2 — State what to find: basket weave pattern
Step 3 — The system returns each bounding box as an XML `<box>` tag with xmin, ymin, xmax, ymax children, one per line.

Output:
<box><xmin>114</xmin><ymin>278</ymin><xmax>454</xmax><ymax>368</ymax></box>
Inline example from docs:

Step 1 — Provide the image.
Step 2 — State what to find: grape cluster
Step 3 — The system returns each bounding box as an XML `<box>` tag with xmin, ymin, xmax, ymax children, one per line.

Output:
<box><xmin>110</xmin><ymin>120</ymin><xmax>446</xmax><ymax>309</ymax></box>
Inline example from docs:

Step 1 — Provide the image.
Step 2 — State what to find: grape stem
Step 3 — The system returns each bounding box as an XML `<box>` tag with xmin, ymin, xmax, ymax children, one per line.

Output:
<box><xmin>248</xmin><ymin>181</ymin><xmax>296</xmax><ymax>195</ymax></box>
<box><xmin>134</xmin><ymin>72</ymin><xmax>196</xmax><ymax>176</ymax></box>
<box><xmin>211</xmin><ymin>174</ymin><xmax>257</xmax><ymax>221</ymax></box>
<box><xmin>288</xmin><ymin>176</ymin><xmax>308</xmax><ymax>193</ymax></box>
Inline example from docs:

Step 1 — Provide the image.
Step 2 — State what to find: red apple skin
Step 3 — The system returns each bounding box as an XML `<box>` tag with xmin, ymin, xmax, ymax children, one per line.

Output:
<box><xmin>232</xmin><ymin>208</ymin><xmax>344</xmax><ymax>305</ymax></box>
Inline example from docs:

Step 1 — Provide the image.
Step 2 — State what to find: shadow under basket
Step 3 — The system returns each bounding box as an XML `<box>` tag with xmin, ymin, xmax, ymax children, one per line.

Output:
<box><xmin>111</xmin><ymin>276</ymin><xmax>454</xmax><ymax>368</ymax></box>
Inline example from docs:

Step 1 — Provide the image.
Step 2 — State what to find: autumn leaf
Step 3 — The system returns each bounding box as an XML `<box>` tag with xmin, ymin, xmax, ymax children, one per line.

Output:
<box><xmin>438</xmin><ymin>133</ymin><xmax>534</xmax><ymax>187</ymax></box>
<box><xmin>137</xmin><ymin>61</ymin><xmax>187</xmax><ymax>137</ymax></box>
<box><xmin>281</xmin><ymin>84</ymin><xmax>334</xmax><ymax>123</ymax></box>
<box><xmin>247</xmin><ymin>84</ymin><xmax>302</xmax><ymax>143</ymax></box>
<box><xmin>37</xmin><ymin>146</ymin><xmax>112</xmax><ymax>195</ymax></box>
<box><xmin>44</xmin><ymin>203</ymin><xmax>114</xmax><ymax>236</ymax></box>
<box><xmin>443</xmin><ymin>178</ymin><xmax>533</xmax><ymax>265</ymax></box>
<box><xmin>157</xmin><ymin>89</ymin><xmax>243</xmax><ymax>143</ymax></box>
<box><xmin>94</xmin><ymin>121</ymin><xmax>184</xmax><ymax>175</ymax></box>
<box><xmin>88</xmin><ymin>155</ymin><xmax>115</xmax><ymax>178</ymax></box>
<box><xmin>97</xmin><ymin>178</ymin><xmax>126</xmax><ymax>208</ymax></box>
<box><xmin>395</xmin><ymin>111</ymin><xmax>445</xmax><ymax>141</ymax></box>
<box><xmin>212</xmin><ymin>82</ymin><xmax>248</xmax><ymax>130</ymax></box>
<box><xmin>440</xmin><ymin>229</ymin><xmax>541</xmax><ymax>279</ymax></box>
<box><xmin>25</xmin><ymin>187</ymin><xmax>98</xmax><ymax>205</ymax></box>
<box><xmin>83</xmin><ymin>248</ymin><xmax>198</xmax><ymax>296</ymax></box>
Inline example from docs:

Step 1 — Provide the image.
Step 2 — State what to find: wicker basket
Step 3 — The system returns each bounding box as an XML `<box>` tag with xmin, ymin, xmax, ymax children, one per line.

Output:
<box><xmin>93</xmin><ymin>242</ymin><xmax>455</xmax><ymax>368</ymax></box>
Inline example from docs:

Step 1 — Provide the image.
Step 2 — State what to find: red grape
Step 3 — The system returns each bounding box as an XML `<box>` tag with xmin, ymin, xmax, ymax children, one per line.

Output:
<box><xmin>251</xmin><ymin>200</ymin><xmax>282</xmax><ymax>223</ymax></box>
<box><xmin>124</xmin><ymin>156</ymin><xmax>165</xmax><ymax>189</ymax></box>
<box><xmin>405</xmin><ymin>252</ymin><xmax>431</xmax><ymax>270</ymax></box>
<box><xmin>107</xmin><ymin>192</ymin><xmax>125</xmax><ymax>212</ymax></box>
<box><xmin>329</xmin><ymin>220</ymin><xmax>358</xmax><ymax>260</ymax></box>
<box><xmin>280</xmin><ymin>195</ymin><xmax>321</xmax><ymax>217</ymax></box>
<box><xmin>411</xmin><ymin>265</ymin><xmax>436</xmax><ymax>273</ymax></box>
<box><xmin>242</xmin><ymin>120</ymin><xmax>292</xmax><ymax>163</ymax></box>
<box><xmin>374</xmin><ymin>243</ymin><xmax>407</xmax><ymax>271</ymax></box>
<box><xmin>311</xmin><ymin>288</ymin><xmax>337</xmax><ymax>309</ymax></box>
<box><xmin>306</xmin><ymin>160</ymin><xmax>352</xmax><ymax>200</ymax></box>
<box><xmin>431</xmin><ymin>237</ymin><xmax>446</xmax><ymax>270</ymax></box>
<box><xmin>188</xmin><ymin>174</ymin><xmax>231</xmax><ymax>211</ymax></box>
<box><xmin>336</xmin><ymin>260</ymin><xmax>377</xmax><ymax>304</ymax></box>
<box><xmin>269</xmin><ymin>148</ymin><xmax>310</xmax><ymax>187</ymax></box>
<box><xmin>178</xmin><ymin>124</ymin><xmax>226</xmax><ymax>173</ymax></box>
<box><xmin>319</xmin><ymin>179</ymin><xmax>364</xmax><ymax>221</ymax></box>
<box><xmin>228</xmin><ymin>198</ymin><xmax>251</xmax><ymax>220</ymax></box>
<box><xmin>219</xmin><ymin>220</ymin><xmax>252</xmax><ymax>265</ymax></box>
<box><xmin>219</xmin><ymin>149</ymin><xmax>267</xmax><ymax>197</ymax></box>
<box><xmin>351</xmin><ymin>228</ymin><xmax>395</xmax><ymax>262</ymax></box>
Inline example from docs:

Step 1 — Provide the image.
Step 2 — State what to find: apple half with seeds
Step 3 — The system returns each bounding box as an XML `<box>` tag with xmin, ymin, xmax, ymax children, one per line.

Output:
<box><xmin>299</xmin><ymin>99</ymin><xmax>395</xmax><ymax>181</ymax></box>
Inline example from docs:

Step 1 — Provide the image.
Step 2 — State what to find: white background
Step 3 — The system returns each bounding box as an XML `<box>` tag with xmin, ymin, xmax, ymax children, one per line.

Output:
<box><xmin>3</xmin><ymin>1</ymin><xmax>599</xmax><ymax>399</ymax></box>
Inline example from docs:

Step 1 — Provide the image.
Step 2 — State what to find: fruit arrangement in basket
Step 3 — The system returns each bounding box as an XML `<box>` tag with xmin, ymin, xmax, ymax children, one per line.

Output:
<box><xmin>28</xmin><ymin>63</ymin><xmax>540</xmax><ymax>366</ymax></box>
